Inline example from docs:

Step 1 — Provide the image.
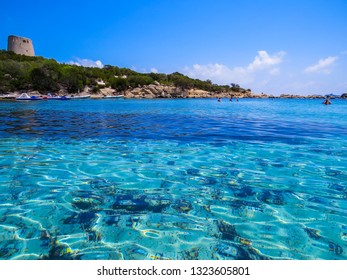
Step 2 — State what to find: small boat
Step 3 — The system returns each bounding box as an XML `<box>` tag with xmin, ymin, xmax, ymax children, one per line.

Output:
<box><xmin>68</xmin><ymin>95</ymin><xmax>91</xmax><ymax>99</ymax></box>
<box><xmin>104</xmin><ymin>95</ymin><xmax>124</xmax><ymax>99</ymax></box>
<box><xmin>0</xmin><ymin>95</ymin><xmax>16</xmax><ymax>100</ymax></box>
<box><xmin>47</xmin><ymin>95</ymin><xmax>71</xmax><ymax>100</ymax></box>
<box><xmin>16</xmin><ymin>93</ymin><xmax>43</xmax><ymax>101</ymax></box>
<box><xmin>45</xmin><ymin>93</ymin><xmax>70</xmax><ymax>100</ymax></box>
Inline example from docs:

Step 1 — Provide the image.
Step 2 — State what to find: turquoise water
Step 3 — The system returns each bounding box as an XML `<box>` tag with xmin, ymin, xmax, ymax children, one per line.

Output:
<box><xmin>0</xmin><ymin>98</ymin><xmax>346</xmax><ymax>260</ymax></box>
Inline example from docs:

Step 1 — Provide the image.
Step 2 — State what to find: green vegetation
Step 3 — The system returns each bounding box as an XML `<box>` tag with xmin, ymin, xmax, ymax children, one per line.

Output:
<box><xmin>0</xmin><ymin>50</ymin><xmax>248</xmax><ymax>94</ymax></box>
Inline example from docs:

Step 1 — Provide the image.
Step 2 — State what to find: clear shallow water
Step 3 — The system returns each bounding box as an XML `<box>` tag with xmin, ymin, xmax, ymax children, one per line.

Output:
<box><xmin>0</xmin><ymin>98</ymin><xmax>346</xmax><ymax>260</ymax></box>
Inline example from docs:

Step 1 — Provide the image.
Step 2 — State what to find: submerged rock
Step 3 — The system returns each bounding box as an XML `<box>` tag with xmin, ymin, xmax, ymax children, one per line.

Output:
<box><xmin>217</xmin><ymin>220</ymin><xmax>239</xmax><ymax>241</ymax></box>
<box><xmin>172</xmin><ymin>200</ymin><xmax>192</xmax><ymax>213</ymax></box>
<box><xmin>329</xmin><ymin>242</ymin><xmax>343</xmax><ymax>255</ymax></box>
<box><xmin>41</xmin><ymin>239</ymin><xmax>77</xmax><ymax>260</ymax></box>
<box><xmin>180</xmin><ymin>247</ymin><xmax>199</xmax><ymax>260</ymax></box>
<box><xmin>86</xmin><ymin>229</ymin><xmax>102</xmax><ymax>242</ymax></box>
<box><xmin>257</xmin><ymin>190</ymin><xmax>285</xmax><ymax>205</ymax></box>
<box><xmin>233</xmin><ymin>186</ymin><xmax>255</xmax><ymax>198</ymax></box>
<box><xmin>112</xmin><ymin>194</ymin><xmax>170</xmax><ymax>213</ymax></box>
<box><xmin>186</xmin><ymin>168</ymin><xmax>200</xmax><ymax>176</ymax></box>
<box><xmin>304</xmin><ymin>227</ymin><xmax>321</xmax><ymax>240</ymax></box>
<box><xmin>63</xmin><ymin>211</ymin><xmax>98</xmax><ymax>230</ymax></box>
<box><xmin>72</xmin><ymin>197</ymin><xmax>101</xmax><ymax>210</ymax></box>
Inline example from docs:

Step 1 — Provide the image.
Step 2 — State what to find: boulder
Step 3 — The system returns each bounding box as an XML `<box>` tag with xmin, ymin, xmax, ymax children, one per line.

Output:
<box><xmin>144</xmin><ymin>92</ymin><xmax>155</xmax><ymax>99</ymax></box>
<box><xmin>125</xmin><ymin>92</ymin><xmax>134</xmax><ymax>98</ymax></box>
<box><xmin>99</xmin><ymin>87</ymin><xmax>115</xmax><ymax>96</ymax></box>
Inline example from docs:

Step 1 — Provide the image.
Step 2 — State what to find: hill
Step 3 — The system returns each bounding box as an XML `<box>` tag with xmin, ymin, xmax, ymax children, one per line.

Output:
<box><xmin>0</xmin><ymin>50</ymin><xmax>250</xmax><ymax>98</ymax></box>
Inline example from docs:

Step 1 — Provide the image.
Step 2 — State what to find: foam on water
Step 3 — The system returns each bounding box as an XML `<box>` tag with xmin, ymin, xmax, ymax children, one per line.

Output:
<box><xmin>0</xmin><ymin>99</ymin><xmax>346</xmax><ymax>259</ymax></box>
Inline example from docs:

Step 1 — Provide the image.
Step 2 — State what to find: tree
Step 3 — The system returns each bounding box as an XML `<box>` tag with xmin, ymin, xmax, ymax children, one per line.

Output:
<box><xmin>168</xmin><ymin>73</ymin><xmax>193</xmax><ymax>89</ymax></box>
<box><xmin>30</xmin><ymin>61</ymin><xmax>61</xmax><ymax>92</ymax></box>
<box><xmin>60</xmin><ymin>66</ymin><xmax>85</xmax><ymax>93</ymax></box>
<box><xmin>0</xmin><ymin>50</ymin><xmax>250</xmax><ymax>95</ymax></box>
<box><xmin>128</xmin><ymin>75</ymin><xmax>154</xmax><ymax>88</ymax></box>
<box><xmin>230</xmin><ymin>83</ymin><xmax>241</xmax><ymax>91</ymax></box>
<box><xmin>109</xmin><ymin>77</ymin><xmax>128</xmax><ymax>91</ymax></box>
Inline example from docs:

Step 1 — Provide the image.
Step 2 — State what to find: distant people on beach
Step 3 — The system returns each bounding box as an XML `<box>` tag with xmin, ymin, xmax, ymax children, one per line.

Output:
<box><xmin>323</xmin><ymin>97</ymin><xmax>332</xmax><ymax>105</ymax></box>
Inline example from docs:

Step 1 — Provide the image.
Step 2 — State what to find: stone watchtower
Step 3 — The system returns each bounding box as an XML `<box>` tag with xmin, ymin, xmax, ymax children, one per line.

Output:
<box><xmin>7</xmin><ymin>35</ymin><xmax>35</xmax><ymax>56</ymax></box>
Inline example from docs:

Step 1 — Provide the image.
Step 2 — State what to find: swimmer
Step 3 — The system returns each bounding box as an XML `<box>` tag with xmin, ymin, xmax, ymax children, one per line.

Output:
<box><xmin>323</xmin><ymin>97</ymin><xmax>331</xmax><ymax>105</ymax></box>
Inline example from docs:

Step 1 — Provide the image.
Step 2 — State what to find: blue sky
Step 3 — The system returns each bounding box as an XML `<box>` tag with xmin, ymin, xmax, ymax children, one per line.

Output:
<box><xmin>1</xmin><ymin>0</ymin><xmax>347</xmax><ymax>95</ymax></box>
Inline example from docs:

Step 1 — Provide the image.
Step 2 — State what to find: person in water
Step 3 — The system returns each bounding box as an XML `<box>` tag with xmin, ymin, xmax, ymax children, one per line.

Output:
<box><xmin>323</xmin><ymin>97</ymin><xmax>332</xmax><ymax>105</ymax></box>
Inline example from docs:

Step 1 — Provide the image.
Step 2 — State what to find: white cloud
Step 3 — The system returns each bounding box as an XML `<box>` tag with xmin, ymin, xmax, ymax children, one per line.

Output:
<box><xmin>248</xmin><ymin>51</ymin><xmax>286</xmax><ymax>71</ymax></box>
<box><xmin>67</xmin><ymin>58</ymin><xmax>104</xmax><ymax>68</ymax></box>
<box><xmin>150</xmin><ymin>68</ymin><xmax>158</xmax><ymax>73</ymax></box>
<box><xmin>304</xmin><ymin>56</ymin><xmax>338</xmax><ymax>74</ymax></box>
<box><xmin>183</xmin><ymin>50</ymin><xmax>286</xmax><ymax>85</ymax></box>
<box><xmin>184</xmin><ymin>63</ymin><xmax>236</xmax><ymax>83</ymax></box>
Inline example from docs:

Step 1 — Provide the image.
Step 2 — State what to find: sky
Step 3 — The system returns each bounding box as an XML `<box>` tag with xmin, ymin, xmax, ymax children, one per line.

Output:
<box><xmin>1</xmin><ymin>0</ymin><xmax>347</xmax><ymax>95</ymax></box>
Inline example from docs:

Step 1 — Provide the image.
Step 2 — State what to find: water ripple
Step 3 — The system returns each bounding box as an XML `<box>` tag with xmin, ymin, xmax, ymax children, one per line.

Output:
<box><xmin>0</xmin><ymin>99</ymin><xmax>346</xmax><ymax>259</ymax></box>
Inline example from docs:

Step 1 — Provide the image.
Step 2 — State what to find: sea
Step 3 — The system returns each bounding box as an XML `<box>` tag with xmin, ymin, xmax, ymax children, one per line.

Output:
<box><xmin>0</xmin><ymin>98</ymin><xmax>346</xmax><ymax>260</ymax></box>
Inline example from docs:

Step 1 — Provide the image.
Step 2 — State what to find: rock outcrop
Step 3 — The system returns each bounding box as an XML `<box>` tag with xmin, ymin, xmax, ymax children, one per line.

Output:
<box><xmin>123</xmin><ymin>84</ymin><xmax>186</xmax><ymax>99</ymax></box>
<box><xmin>279</xmin><ymin>94</ymin><xmax>325</xmax><ymax>99</ymax></box>
<box><xmin>3</xmin><ymin>82</ymin><xmax>342</xmax><ymax>100</ymax></box>
<box><xmin>108</xmin><ymin>84</ymin><xmax>260</xmax><ymax>99</ymax></box>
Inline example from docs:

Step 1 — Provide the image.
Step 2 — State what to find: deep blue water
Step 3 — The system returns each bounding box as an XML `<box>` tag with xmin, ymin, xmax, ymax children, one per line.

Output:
<box><xmin>0</xmin><ymin>98</ymin><xmax>346</xmax><ymax>259</ymax></box>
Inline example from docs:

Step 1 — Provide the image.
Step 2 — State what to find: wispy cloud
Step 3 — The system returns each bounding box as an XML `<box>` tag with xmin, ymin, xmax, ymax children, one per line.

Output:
<box><xmin>183</xmin><ymin>50</ymin><xmax>286</xmax><ymax>85</ymax></box>
<box><xmin>304</xmin><ymin>56</ymin><xmax>338</xmax><ymax>74</ymax></box>
<box><xmin>67</xmin><ymin>58</ymin><xmax>104</xmax><ymax>68</ymax></box>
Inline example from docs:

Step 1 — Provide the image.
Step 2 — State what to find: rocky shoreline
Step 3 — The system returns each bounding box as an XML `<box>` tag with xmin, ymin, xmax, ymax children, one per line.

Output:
<box><xmin>1</xmin><ymin>83</ymin><xmax>346</xmax><ymax>100</ymax></box>
<box><xmin>84</xmin><ymin>84</ymin><xmax>339</xmax><ymax>99</ymax></box>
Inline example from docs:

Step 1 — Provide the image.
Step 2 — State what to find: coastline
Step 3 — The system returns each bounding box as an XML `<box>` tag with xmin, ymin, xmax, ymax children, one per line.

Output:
<box><xmin>0</xmin><ymin>84</ymin><xmax>342</xmax><ymax>100</ymax></box>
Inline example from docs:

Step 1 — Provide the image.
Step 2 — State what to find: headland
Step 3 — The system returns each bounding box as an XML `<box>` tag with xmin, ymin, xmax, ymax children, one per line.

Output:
<box><xmin>0</xmin><ymin>49</ymin><xmax>346</xmax><ymax>100</ymax></box>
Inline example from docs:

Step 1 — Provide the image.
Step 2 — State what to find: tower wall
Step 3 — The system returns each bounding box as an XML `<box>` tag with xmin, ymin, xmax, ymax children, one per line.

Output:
<box><xmin>7</xmin><ymin>35</ymin><xmax>35</xmax><ymax>56</ymax></box>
